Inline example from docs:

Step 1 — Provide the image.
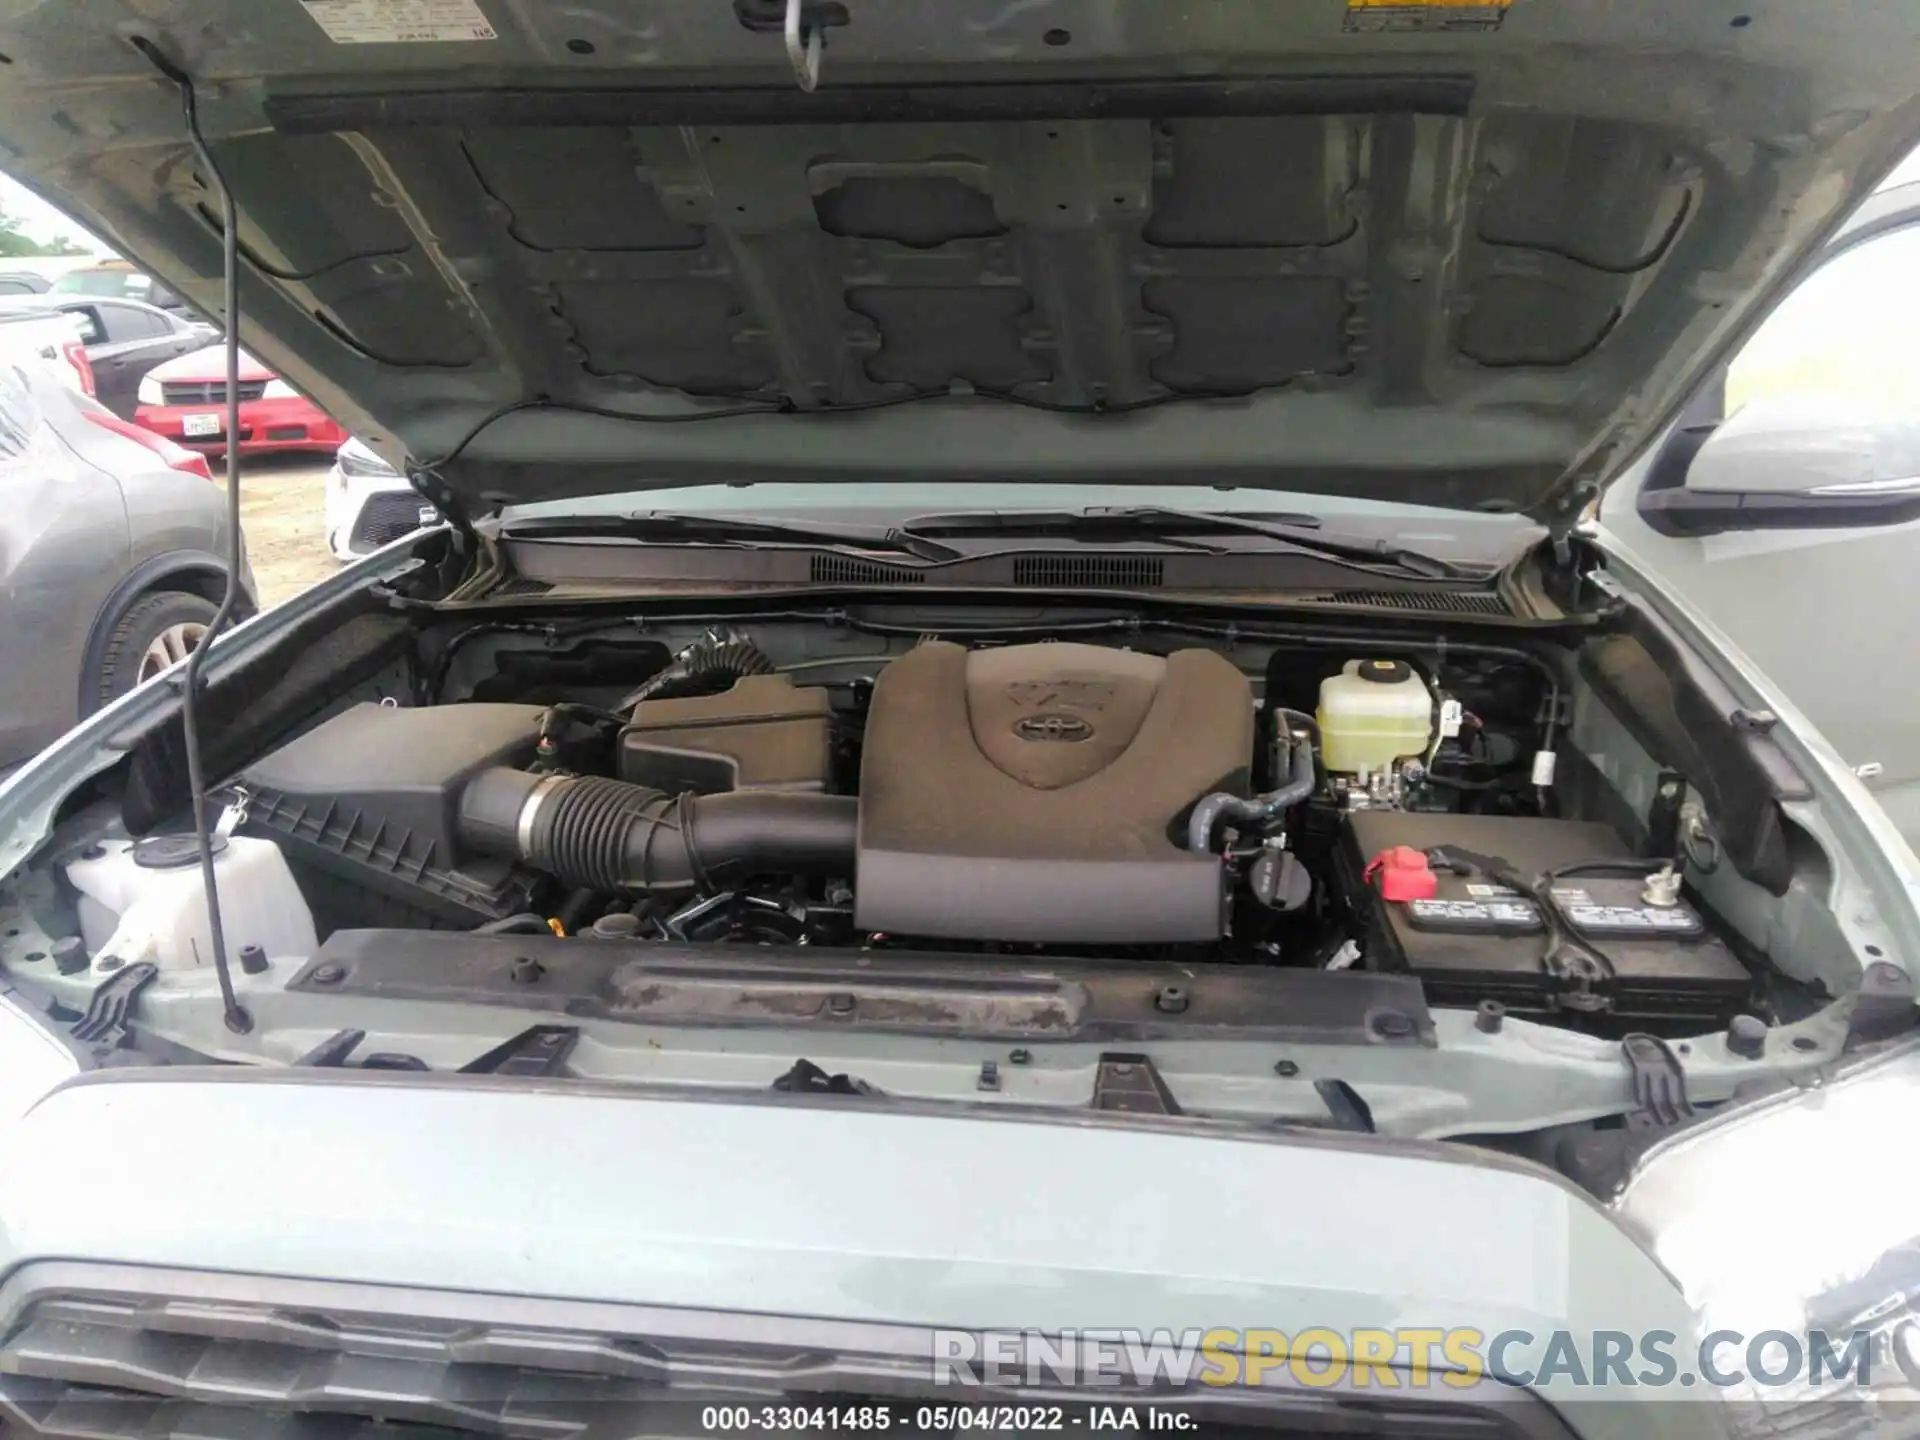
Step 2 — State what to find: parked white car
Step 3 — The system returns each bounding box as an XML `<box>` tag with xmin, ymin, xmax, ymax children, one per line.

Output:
<box><xmin>0</xmin><ymin>299</ymin><xmax>95</xmax><ymax>396</ymax></box>
<box><xmin>323</xmin><ymin>435</ymin><xmax>436</xmax><ymax>560</ymax></box>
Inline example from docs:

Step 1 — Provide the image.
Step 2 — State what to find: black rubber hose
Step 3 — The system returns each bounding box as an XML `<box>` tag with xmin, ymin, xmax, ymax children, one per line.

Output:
<box><xmin>458</xmin><ymin>768</ymin><xmax>855</xmax><ymax>892</ymax></box>
<box><xmin>620</xmin><ymin>631</ymin><xmax>775</xmax><ymax>708</ymax></box>
<box><xmin>1187</xmin><ymin>735</ymin><xmax>1317</xmax><ymax>853</ymax></box>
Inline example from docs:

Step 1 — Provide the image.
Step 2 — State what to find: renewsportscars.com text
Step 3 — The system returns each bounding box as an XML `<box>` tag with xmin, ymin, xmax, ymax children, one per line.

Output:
<box><xmin>931</xmin><ymin>1327</ymin><xmax>1882</xmax><ymax>1392</ymax></box>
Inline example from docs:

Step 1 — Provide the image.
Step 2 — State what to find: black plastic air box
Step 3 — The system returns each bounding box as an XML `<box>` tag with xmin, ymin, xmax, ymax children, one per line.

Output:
<box><xmin>621</xmin><ymin>674</ymin><xmax>832</xmax><ymax>793</ymax></box>
<box><xmin>1336</xmin><ymin>810</ymin><xmax>1751</xmax><ymax>1025</ymax></box>
<box><xmin>237</xmin><ymin>702</ymin><xmax>547</xmax><ymax>927</ymax></box>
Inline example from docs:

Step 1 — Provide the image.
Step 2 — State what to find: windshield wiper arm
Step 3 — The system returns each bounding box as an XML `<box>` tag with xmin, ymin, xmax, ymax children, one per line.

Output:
<box><xmin>1094</xmin><ymin>506</ymin><xmax>1475</xmax><ymax>579</ymax></box>
<box><xmin>501</xmin><ymin>512</ymin><xmax>960</xmax><ymax>563</ymax></box>
<box><xmin>903</xmin><ymin>505</ymin><xmax>1478</xmax><ymax>580</ymax></box>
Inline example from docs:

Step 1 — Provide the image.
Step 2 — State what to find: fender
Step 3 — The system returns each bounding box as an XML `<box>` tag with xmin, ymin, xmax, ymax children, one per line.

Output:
<box><xmin>74</xmin><ymin>549</ymin><xmax>253</xmax><ymax>717</ymax></box>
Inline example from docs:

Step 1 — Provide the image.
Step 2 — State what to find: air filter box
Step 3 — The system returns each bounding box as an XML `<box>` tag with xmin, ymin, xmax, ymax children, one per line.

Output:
<box><xmin>237</xmin><ymin>702</ymin><xmax>547</xmax><ymax>926</ymax></box>
<box><xmin>620</xmin><ymin>674</ymin><xmax>831</xmax><ymax>793</ymax></box>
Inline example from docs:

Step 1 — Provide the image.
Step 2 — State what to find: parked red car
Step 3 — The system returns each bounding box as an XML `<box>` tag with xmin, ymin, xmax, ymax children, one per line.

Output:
<box><xmin>134</xmin><ymin>343</ymin><xmax>344</xmax><ymax>456</ymax></box>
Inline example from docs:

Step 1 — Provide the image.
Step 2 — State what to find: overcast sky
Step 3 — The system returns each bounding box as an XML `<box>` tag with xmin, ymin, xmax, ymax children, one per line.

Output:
<box><xmin>0</xmin><ymin>173</ymin><xmax>99</xmax><ymax>250</ymax></box>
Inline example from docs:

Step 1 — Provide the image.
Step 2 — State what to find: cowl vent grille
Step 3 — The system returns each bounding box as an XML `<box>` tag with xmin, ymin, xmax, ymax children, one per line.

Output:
<box><xmin>1324</xmin><ymin>589</ymin><xmax>1511</xmax><ymax>616</ymax></box>
<box><xmin>810</xmin><ymin>555</ymin><xmax>925</xmax><ymax>585</ymax></box>
<box><xmin>1013</xmin><ymin>554</ymin><xmax>1165</xmax><ymax>588</ymax></box>
<box><xmin>491</xmin><ymin>576</ymin><xmax>553</xmax><ymax>597</ymax></box>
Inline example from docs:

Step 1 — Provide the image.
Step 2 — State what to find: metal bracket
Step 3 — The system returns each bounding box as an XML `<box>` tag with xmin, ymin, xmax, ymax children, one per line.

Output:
<box><xmin>70</xmin><ymin>962</ymin><xmax>158</xmax><ymax>1054</ymax></box>
<box><xmin>1622</xmin><ymin>1032</ymin><xmax>1692</xmax><ymax>1130</ymax></box>
<box><xmin>785</xmin><ymin>0</ymin><xmax>823</xmax><ymax>91</ymax></box>
<box><xmin>1645</xmin><ymin>771</ymin><xmax>1686</xmax><ymax>859</ymax></box>
<box><xmin>659</xmin><ymin>891</ymin><xmax>734</xmax><ymax>941</ymax></box>
<box><xmin>1846</xmin><ymin>962</ymin><xmax>1918</xmax><ymax>1047</ymax></box>
<box><xmin>1091</xmin><ymin>1053</ymin><xmax>1181</xmax><ymax>1115</ymax></box>
<box><xmin>459</xmin><ymin>1024</ymin><xmax>580</xmax><ymax>1077</ymax></box>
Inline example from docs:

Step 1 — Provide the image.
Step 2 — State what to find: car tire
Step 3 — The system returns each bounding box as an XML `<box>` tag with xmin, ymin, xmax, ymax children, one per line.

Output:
<box><xmin>92</xmin><ymin>591</ymin><xmax>220</xmax><ymax>707</ymax></box>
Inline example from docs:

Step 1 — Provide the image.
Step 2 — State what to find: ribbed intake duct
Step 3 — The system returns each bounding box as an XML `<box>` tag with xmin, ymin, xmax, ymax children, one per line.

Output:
<box><xmin>458</xmin><ymin>769</ymin><xmax>855</xmax><ymax>893</ymax></box>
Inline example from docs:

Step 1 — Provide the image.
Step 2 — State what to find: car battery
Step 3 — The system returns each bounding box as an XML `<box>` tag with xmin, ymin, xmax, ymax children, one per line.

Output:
<box><xmin>1335</xmin><ymin>810</ymin><xmax>1751</xmax><ymax>1024</ymax></box>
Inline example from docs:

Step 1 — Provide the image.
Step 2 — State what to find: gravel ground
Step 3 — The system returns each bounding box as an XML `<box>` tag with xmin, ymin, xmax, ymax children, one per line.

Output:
<box><xmin>229</xmin><ymin>453</ymin><xmax>340</xmax><ymax>609</ymax></box>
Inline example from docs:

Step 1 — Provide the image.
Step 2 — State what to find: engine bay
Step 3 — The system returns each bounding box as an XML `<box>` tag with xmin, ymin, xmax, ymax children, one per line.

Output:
<box><xmin>0</xmin><ymin>591</ymin><xmax>1905</xmax><ymax>1195</ymax></box>
<box><xmin>210</xmin><ymin>625</ymin><xmax>1751</xmax><ymax>1033</ymax></box>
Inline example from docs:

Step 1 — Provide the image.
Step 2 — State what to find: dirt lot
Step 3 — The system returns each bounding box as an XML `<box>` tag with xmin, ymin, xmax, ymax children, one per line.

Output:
<box><xmin>230</xmin><ymin>453</ymin><xmax>339</xmax><ymax>609</ymax></box>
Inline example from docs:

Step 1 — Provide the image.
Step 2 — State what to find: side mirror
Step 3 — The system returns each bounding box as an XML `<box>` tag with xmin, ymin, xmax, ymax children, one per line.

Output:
<box><xmin>1637</xmin><ymin>397</ymin><xmax>1920</xmax><ymax>537</ymax></box>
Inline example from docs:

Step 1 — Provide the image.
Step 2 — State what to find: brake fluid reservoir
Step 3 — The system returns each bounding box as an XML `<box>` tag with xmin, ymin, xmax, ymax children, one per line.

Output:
<box><xmin>65</xmin><ymin>834</ymin><xmax>315</xmax><ymax>975</ymax></box>
<box><xmin>1317</xmin><ymin>659</ymin><xmax>1433</xmax><ymax>774</ymax></box>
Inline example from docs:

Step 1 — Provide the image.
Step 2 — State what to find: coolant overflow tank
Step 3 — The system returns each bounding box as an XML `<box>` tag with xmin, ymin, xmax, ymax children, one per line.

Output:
<box><xmin>1317</xmin><ymin>659</ymin><xmax>1433</xmax><ymax>774</ymax></box>
<box><xmin>65</xmin><ymin>834</ymin><xmax>316</xmax><ymax>975</ymax></box>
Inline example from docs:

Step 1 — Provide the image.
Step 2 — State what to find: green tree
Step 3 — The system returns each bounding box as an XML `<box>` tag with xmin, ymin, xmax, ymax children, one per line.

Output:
<box><xmin>0</xmin><ymin>204</ymin><xmax>88</xmax><ymax>258</ymax></box>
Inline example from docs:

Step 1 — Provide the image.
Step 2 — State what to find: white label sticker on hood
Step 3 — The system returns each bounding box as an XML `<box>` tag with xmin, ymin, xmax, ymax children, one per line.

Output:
<box><xmin>300</xmin><ymin>0</ymin><xmax>496</xmax><ymax>43</ymax></box>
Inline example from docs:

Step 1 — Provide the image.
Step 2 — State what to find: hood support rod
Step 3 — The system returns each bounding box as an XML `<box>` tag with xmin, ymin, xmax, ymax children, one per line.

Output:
<box><xmin>785</xmin><ymin>0</ymin><xmax>825</xmax><ymax>92</ymax></box>
<box><xmin>131</xmin><ymin>36</ymin><xmax>251</xmax><ymax>1036</ymax></box>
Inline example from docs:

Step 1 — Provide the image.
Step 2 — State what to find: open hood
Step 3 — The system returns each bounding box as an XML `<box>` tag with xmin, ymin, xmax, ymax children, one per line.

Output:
<box><xmin>2</xmin><ymin>1</ymin><xmax>1916</xmax><ymax>524</ymax></box>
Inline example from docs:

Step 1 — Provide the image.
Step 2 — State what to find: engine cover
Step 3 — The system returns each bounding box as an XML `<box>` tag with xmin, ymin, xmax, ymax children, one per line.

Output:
<box><xmin>855</xmin><ymin>641</ymin><xmax>1253</xmax><ymax>943</ymax></box>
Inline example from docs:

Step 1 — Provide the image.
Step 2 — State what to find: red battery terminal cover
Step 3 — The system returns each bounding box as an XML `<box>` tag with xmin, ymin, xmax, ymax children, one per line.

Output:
<box><xmin>1364</xmin><ymin>845</ymin><xmax>1438</xmax><ymax>902</ymax></box>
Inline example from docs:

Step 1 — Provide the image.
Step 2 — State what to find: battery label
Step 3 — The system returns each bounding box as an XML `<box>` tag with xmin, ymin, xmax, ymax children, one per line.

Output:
<box><xmin>1406</xmin><ymin>897</ymin><xmax>1542</xmax><ymax>931</ymax></box>
<box><xmin>1559</xmin><ymin>904</ymin><xmax>1703</xmax><ymax>935</ymax></box>
<box><xmin>1465</xmin><ymin>882</ymin><xmax>1519</xmax><ymax>898</ymax></box>
<box><xmin>1551</xmin><ymin>887</ymin><xmax>1704</xmax><ymax>940</ymax></box>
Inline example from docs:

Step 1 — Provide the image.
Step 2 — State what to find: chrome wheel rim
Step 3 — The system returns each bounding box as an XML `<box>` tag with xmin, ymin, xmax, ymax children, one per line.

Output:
<box><xmin>137</xmin><ymin>621</ymin><xmax>208</xmax><ymax>683</ymax></box>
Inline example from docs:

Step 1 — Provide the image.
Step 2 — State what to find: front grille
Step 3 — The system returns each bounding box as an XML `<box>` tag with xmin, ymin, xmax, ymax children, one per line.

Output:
<box><xmin>0</xmin><ymin>1281</ymin><xmax>1556</xmax><ymax>1440</ymax></box>
<box><xmin>810</xmin><ymin>554</ymin><xmax>925</xmax><ymax>585</ymax></box>
<box><xmin>0</xmin><ymin>1298</ymin><xmax>650</xmax><ymax>1438</ymax></box>
<box><xmin>1324</xmin><ymin>588</ymin><xmax>1512</xmax><ymax>616</ymax></box>
<box><xmin>350</xmin><ymin>492</ymin><xmax>433</xmax><ymax>553</ymax></box>
<box><xmin>1013</xmin><ymin>554</ymin><xmax>1165</xmax><ymax>588</ymax></box>
<box><xmin>159</xmin><ymin>379</ymin><xmax>269</xmax><ymax>405</ymax></box>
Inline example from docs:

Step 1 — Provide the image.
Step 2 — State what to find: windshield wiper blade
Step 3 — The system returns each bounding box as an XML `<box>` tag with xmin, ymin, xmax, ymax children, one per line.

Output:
<box><xmin>501</xmin><ymin>512</ymin><xmax>959</xmax><ymax>563</ymax></box>
<box><xmin>1095</xmin><ymin>506</ymin><xmax>1476</xmax><ymax>579</ymax></box>
<box><xmin>889</xmin><ymin>508</ymin><xmax>1234</xmax><ymax>554</ymax></box>
<box><xmin>903</xmin><ymin>505</ymin><xmax>1478</xmax><ymax>580</ymax></box>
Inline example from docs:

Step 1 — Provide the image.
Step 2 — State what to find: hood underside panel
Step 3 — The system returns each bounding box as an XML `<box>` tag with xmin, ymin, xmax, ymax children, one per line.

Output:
<box><xmin>1</xmin><ymin>1</ymin><xmax>1916</xmax><ymax>517</ymax></box>
<box><xmin>266</xmin><ymin>105</ymin><xmax>1668</xmax><ymax>396</ymax></box>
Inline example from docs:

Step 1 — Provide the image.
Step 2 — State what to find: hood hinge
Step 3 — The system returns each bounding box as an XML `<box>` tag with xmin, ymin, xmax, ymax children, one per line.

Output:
<box><xmin>406</xmin><ymin>463</ymin><xmax>480</xmax><ymax>552</ymax></box>
<box><xmin>1545</xmin><ymin>478</ymin><xmax>1600</xmax><ymax>564</ymax></box>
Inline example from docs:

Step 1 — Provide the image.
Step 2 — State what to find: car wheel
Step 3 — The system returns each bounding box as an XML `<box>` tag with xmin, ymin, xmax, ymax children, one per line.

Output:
<box><xmin>93</xmin><ymin>591</ymin><xmax>220</xmax><ymax>706</ymax></box>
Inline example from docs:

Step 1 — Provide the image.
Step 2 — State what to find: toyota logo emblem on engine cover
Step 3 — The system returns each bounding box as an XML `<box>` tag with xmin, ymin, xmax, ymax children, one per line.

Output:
<box><xmin>1014</xmin><ymin>712</ymin><xmax>1093</xmax><ymax>742</ymax></box>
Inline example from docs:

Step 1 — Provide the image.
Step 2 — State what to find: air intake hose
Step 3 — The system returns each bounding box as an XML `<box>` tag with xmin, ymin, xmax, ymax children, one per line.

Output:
<box><xmin>459</xmin><ymin>768</ymin><xmax>856</xmax><ymax>892</ymax></box>
<box><xmin>619</xmin><ymin>629</ymin><xmax>775</xmax><ymax>709</ymax></box>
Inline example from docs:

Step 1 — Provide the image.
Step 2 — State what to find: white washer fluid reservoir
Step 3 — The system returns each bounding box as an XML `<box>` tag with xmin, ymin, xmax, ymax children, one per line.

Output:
<box><xmin>65</xmin><ymin>834</ymin><xmax>316</xmax><ymax>975</ymax></box>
